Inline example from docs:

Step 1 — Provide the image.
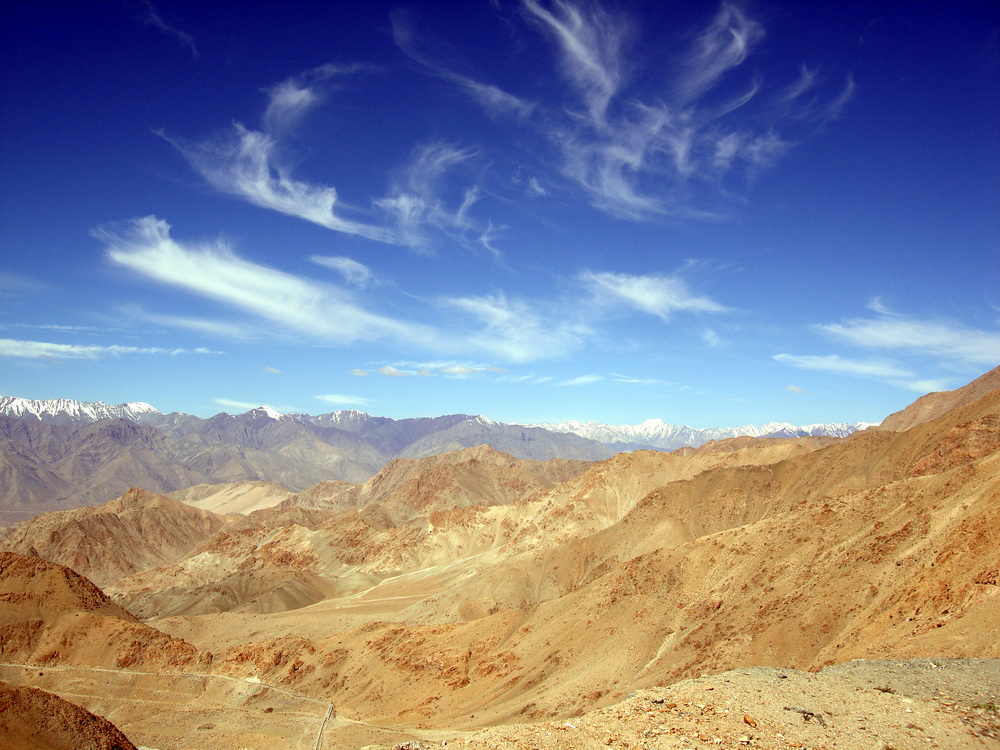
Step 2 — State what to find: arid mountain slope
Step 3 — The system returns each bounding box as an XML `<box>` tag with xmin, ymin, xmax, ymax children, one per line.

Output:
<box><xmin>106</xmin><ymin>440</ymin><xmax>806</xmax><ymax>619</ymax></box>
<box><xmin>448</xmin><ymin>659</ymin><xmax>1000</xmax><ymax>750</ymax></box>
<box><xmin>0</xmin><ymin>552</ymin><xmax>207</xmax><ymax>672</ymax></box>
<box><xmin>352</xmin><ymin>444</ymin><xmax>593</xmax><ymax>528</ymax></box>
<box><xmin>0</xmin><ymin>417</ymin><xmax>215</xmax><ymax>523</ymax></box>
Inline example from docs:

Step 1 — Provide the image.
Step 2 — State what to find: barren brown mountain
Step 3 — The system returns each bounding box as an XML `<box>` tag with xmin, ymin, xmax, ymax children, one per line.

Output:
<box><xmin>0</xmin><ymin>371</ymin><xmax>997</xmax><ymax>748</ymax></box>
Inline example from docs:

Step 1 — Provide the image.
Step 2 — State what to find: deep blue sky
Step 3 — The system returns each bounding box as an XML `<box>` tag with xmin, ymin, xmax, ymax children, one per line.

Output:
<box><xmin>2</xmin><ymin>0</ymin><xmax>998</xmax><ymax>426</ymax></box>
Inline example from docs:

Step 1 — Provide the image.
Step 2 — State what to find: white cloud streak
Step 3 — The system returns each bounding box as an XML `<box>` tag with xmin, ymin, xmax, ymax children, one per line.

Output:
<box><xmin>375</xmin><ymin>143</ymin><xmax>495</xmax><ymax>254</ymax></box>
<box><xmin>581</xmin><ymin>270</ymin><xmax>730</xmax><ymax>319</ymax></box>
<box><xmin>390</xmin><ymin>10</ymin><xmax>536</xmax><ymax>121</ymax></box>
<box><xmin>522</xmin><ymin>0</ymin><xmax>627</xmax><ymax>123</ymax></box>
<box><xmin>262</xmin><ymin>64</ymin><xmax>370</xmax><ymax>134</ymax></box>
<box><xmin>163</xmin><ymin>125</ymin><xmax>399</xmax><ymax>244</ymax></box>
<box><xmin>397</xmin><ymin>1</ymin><xmax>853</xmax><ymax>220</ymax></box>
<box><xmin>441</xmin><ymin>291</ymin><xmax>591</xmax><ymax>363</ymax></box>
<box><xmin>95</xmin><ymin>216</ymin><xmax>443</xmax><ymax>348</ymax></box>
<box><xmin>0</xmin><ymin>338</ymin><xmax>220</xmax><ymax>360</ymax></box>
<box><xmin>139</xmin><ymin>0</ymin><xmax>198</xmax><ymax>58</ymax></box>
<box><xmin>557</xmin><ymin>373</ymin><xmax>603</xmax><ymax>386</ymax></box>
<box><xmin>677</xmin><ymin>3</ymin><xmax>764</xmax><ymax>102</ymax></box>
<box><xmin>167</xmin><ymin>66</ymin><xmax>498</xmax><ymax>254</ymax></box>
<box><xmin>0</xmin><ymin>272</ymin><xmax>50</xmax><ymax>296</ymax></box>
<box><xmin>772</xmin><ymin>353</ymin><xmax>913</xmax><ymax>379</ymax></box>
<box><xmin>310</xmin><ymin>256</ymin><xmax>374</xmax><ymax>287</ymax></box>
<box><xmin>818</xmin><ymin>315</ymin><xmax>1000</xmax><ymax>367</ymax></box>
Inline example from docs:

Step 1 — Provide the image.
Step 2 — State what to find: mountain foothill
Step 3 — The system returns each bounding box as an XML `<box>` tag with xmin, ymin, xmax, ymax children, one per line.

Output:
<box><xmin>0</xmin><ymin>366</ymin><xmax>998</xmax><ymax>749</ymax></box>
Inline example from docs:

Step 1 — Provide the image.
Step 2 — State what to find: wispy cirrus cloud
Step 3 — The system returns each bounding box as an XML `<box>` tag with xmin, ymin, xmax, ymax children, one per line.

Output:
<box><xmin>262</xmin><ymin>64</ymin><xmax>371</xmax><ymax>133</ymax></box>
<box><xmin>391</xmin><ymin>10</ymin><xmax>536</xmax><ymax>121</ymax></box>
<box><xmin>94</xmin><ymin>218</ymin><xmax>744</xmax><ymax>367</ymax></box>
<box><xmin>399</xmin><ymin>1</ymin><xmax>853</xmax><ymax>219</ymax></box>
<box><xmin>773</xmin><ymin>353</ymin><xmax>913</xmax><ymax>379</ymax></box>
<box><xmin>675</xmin><ymin>2</ymin><xmax>763</xmax><ymax>102</ymax></box>
<box><xmin>0</xmin><ymin>272</ymin><xmax>51</xmax><ymax>297</ymax></box>
<box><xmin>310</xmin><ymin>256</ymin><xmax>375</xmax><ymax>288</ymax></box>
<box><xmin>351</xmin><ymin>360</ymin><xmax>503</xmax><ymax>379</ymax></box>
<box><xmin>95</xmin><ymin>216</ymin><xmax>444</xmax><ymax>349</ymax></box>
<box><xmin>377</xmin><ymin>365</ymin><xmax>433</xmax><ymax>377</ymax></box>
<box><xmin>0</xmin><ymin>338</ymin><xmax>220</xmax><ymax>360</ymax></box>
<box><xmin>163</xmin><ymin>124</ymin><xmax>399</xmax><ymax>244</ymax></box>
<box><xmin>522</xmin><ymin>0</ymin><xmax>628</xmax><ymax>123</ymax></box>
<box><xmin>138</xmin><ymin>0</ymin><xmax>198</xmax><ymax>58</ymax></box>
<box><xmin>612</xmin><ymin>372</ymin><xmax>663</xmax><ymax>385</ymax></box>
<box><xmin>773</xmin><ymin>354</ymin><xmax>958</xmax><ymax>393</ymax></box>
<box><xmin>775</xmin><ymin>306</ymin><xmax>999</xmax><ymax>393</ymax></box>
<box><xmin>441</xmin><ymin>291</ymin><xmax>591</xmax><ymax>363</ymax></box>
<box><xmin>120</xmin><ymin>304</ymin><xmax>257</xmax><ymax>340</ymax></box>
<box><xmin>556</xmin><ymin>373</ymin><xmax>603</xmax><ymax>386</ymax></box>
<box><xmin>817</xmin><ymin>314</ymin><xmax>1000</xmax><ymax>367</ymax></box>
<box><xmin>375</xmin><ymin>142</ymin><xmax>498</xmax><ymax>255</ymax></box>
<box><xmin>165</xmin><ymin>65</ymin><xmax>497</xmax><ymax>254</ymax></box>
<box><xmin>580</xmin><ymin>270</ymin><xmax>730</xmax><ymax>319</ymax></box>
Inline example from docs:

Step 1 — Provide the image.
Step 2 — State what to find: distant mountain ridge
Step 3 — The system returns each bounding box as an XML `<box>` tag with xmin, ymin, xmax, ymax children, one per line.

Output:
<box><xmin>0</xmin><ymin>394</ymin><xmax>896</xmax><ymax>523</ymax></box>
<box><xmin>0</xmin><ymin>397</ymin><xmax>612</xmax><ymax>522</ymax></box>
<box><xmin>524</xmin><ymin>416</ymin><xmax>879</xmax><ymax>450</ymax></box>
<box><xmin>1</xmin><ymin>396</ymin><xmax>876</xmax><ymax>450</ymax></box>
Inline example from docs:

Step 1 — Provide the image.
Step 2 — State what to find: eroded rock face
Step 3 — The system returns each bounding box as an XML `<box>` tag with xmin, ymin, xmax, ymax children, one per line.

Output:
<box><xmin>912</xmin><ymin>413</ymin><xmax>1000</xmax><ymax>476</ymax></box>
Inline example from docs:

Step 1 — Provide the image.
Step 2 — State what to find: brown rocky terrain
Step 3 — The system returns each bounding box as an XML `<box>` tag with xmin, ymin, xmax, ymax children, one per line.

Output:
<box><xmin>0</xmin><ymin>370</ymin><xmax>996</xmax><ymax>748</ymax></box>
<box><xmin>0</xmin><ymin>552</ymin><xmax>208</xmax><ymax>672</ymax></box>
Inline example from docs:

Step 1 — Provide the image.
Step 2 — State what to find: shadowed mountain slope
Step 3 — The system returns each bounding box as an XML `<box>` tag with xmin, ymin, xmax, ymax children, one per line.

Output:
<box><xmin>0</xmin><ymin>681</ymin><xmax>138</xmax><ymax>750</ymax></box>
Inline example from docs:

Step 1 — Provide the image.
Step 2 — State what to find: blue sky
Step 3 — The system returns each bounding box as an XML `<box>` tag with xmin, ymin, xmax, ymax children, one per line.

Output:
<box><xmin>1</xmin><ymin>0</ymin><xmax>998</xmax><ymax>427</ymax></box>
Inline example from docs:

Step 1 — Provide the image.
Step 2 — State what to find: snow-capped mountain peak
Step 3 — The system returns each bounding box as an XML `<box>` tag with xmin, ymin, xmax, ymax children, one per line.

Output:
<box><xmin>0</xmin><ymin>396</ymin><xmax>163</xmax><ymax>424</ymax></box>
<box><xmin>243</xmin><ymin>405</ymin><xmax>284</xmax><ymax>420</ymax></box>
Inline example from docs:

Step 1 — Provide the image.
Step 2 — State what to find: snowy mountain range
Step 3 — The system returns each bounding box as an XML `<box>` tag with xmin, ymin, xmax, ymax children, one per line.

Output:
<box><xmin>523</xmin><ymin>417</ymin><xmax>879</xmax><ymax>450</ymax></box>
<box><xmin>0</xmin><ymin>396</ymin><xmax>163</xmax><ymax>424</ymax></box>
